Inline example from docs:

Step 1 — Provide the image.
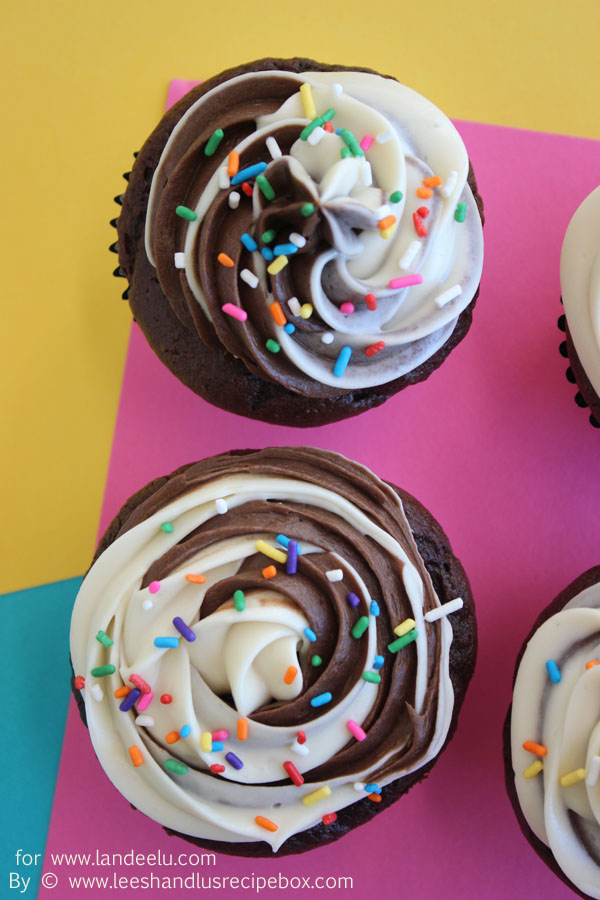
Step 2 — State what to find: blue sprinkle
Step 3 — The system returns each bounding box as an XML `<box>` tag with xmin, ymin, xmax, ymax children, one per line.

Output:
<box><xmin>240</xmin><ymin>233</ymin><xmax>258</xmax><ymax>252</ymax></box>
<box><xmin>365</xmin><ymin>783</ymin><xmax>381</xmax><ymax>793</ymax></box>
<box><xmin>261</xmin><ymin>247</ymin><xmax>274</xmax><ymax>261</ymax></box>
<box><xmin>333</xmin><ymin>346</ymin><xmax>352</xmax><ymax>377</ymax></box>
<box><xmin>154</xmin><ymin>637</ymin><xmax>180</xmax><ymax>649</ymax></box>
<box><xmin>287</xmin><ymin>539</ymin><xmax>299</xmax><ymax>575</ymax></box>
<box><xmin>226</xmin><ymin>751</ymin><xmax>244</xmax><ymax>770</ymax></box>
<box><xmin>336</xmin><ymin>128</ymin><xmax>342</xmax><ymax>134</ymax></box>
<box><xmin>273</xmin><ymin>243</ymin><xmax>298</xmax><ymax>256</ymax></box>
<box><xmin>276</xmin><ymin>535</ymin><xmax>302</xmax><ymax>554</ymax></box>
<box><xmin>173</xmin><ymin>617</ymin><xmax>196</xmax><ymax>642</ymax></box>
<box><xmin>373</xmin><ymin>655</ymin><xmax>385</xmax><ymax>671</ymax></box>
<box><xmin>283</xmin><ymin>323</ymin><xmax>296</xmax><ymax>334</ymax></box>
<box><xmin>347</xmin><ymin>592</ymin><xmax>360</xmax><ymax>608</ymax></box>
<box><xmin>179</xmin><ymin>724</ymin><xmax>191</xmax><ymax>739</ymax></box>
<box><xmin>370</xmin><ymin>600</ymin><xmax>380</xmax><ymax>616</ymax></box>
<box><xmin>304</xmin><ymin>627</ymin><xmax>317</xmax><ymax>642</ymax></box>
<box><xmin>546</xmin><ymin>660</ymin><xmax>561</xmax><ymax>684</ymax></box>
<box><xmin>310</xmin><ymin>692</ymin><xmax>332</xmax><ymax>708</ymax></box>
<box><xmin>211</xmin><ymin>741</ymin><xmax>224</xmax><ymax>751</ymax></box>
<box><xmin>230</xmin><ymin>162</ymin><xmax>267</xmax><ymax>186</ymax></box>
<box><xmin>119</xmin><ymin>688</ymin><xmax>141</xmax><ymax>712</ymax></box>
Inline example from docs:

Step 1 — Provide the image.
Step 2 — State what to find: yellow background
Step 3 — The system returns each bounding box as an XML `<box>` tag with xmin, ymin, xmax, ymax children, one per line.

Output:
<box><xmin>2</xmin><ymin>0</ymin><xmax>599</xmax><ymax>592</ymax></box>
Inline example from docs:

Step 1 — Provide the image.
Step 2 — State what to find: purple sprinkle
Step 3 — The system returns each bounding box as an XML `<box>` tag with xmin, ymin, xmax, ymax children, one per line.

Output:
<box><xmin>286</xmin><ymin>540</ymin><xmax>298</xmax><ymax>575</ymax></box>
<box><xmin>173</xmin><ymin>616</ymin><xmax>196</xmax><ymax>642</ymax></box>
<box><xmin>119</xmin><ymin>688</ymin><xmax>141</xmax><ymax>712</ymax></box>
<box><xmin>347</xmin><ymin>593</ymin><xmax>360</xmax><ymax>608</ymax></box>
<box><xmin>226</xmin><ymin>751</ymin><xmax>244</xmax><ymax>770</ymax></box>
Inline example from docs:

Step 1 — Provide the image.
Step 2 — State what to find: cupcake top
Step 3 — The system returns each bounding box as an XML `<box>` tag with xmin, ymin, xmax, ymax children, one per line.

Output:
<box><xmin>70</xmin><ymin>448</ymin><xmax>465</xmax><ymax>852</ymax></box>
<box><xmin>510</xmin><ymin>575</ymin><xmax>600</xmax><ymax>898</ymax></box>
<box><xmin>560</xmin><ymin>185</ymin><xmax>600</xmax><ymax>401</ymax></box>
<box><xmin>142</xmin><ymin>66</ymin><xmax>484</xmax><ymax>398</ymax></box>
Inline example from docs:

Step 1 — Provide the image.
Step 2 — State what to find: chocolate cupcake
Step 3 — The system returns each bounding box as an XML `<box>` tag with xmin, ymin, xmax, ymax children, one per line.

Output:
<box><xmin>71</xmin><ymin>447</ymin><xmax>476</xmax><ymax>855</ymax></box>
<box><xmin>559</xmin><ymin>186</ymin><xmax>600</xmax><ymax>428</ymax></box>
<box><xmin>505</xmin><ymin>567</ymin><xmax>600</xmax><ymax>898</ymax></box>
<box><xmin>114</xmin><ymin>58</ymin><xmax>484</xmax><ymax>426</ymax></box>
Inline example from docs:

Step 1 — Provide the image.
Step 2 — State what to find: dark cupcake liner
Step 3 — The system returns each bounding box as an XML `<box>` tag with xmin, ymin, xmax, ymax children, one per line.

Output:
<box><xmin>558</xmin><ymin>301</ymin><xmax>600</xmax><ymax>428</ymax></box>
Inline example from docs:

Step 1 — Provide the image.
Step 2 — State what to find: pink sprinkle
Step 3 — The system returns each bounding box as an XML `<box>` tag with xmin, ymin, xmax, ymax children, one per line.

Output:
<box><xmin>136</xmin><ymin>691</ymin><xmax>153</xmax><ymax>712</ymax></box>
<box><xmin>340</xmin><ymin>302</ymin><xmax>355</xmax><ymax>314</ymax></box>
<box><xmin>360</xmin><ymin>134</ymin><xmax>374</xmax><ymax>151</ymax></box>
<box><xmin>222</xmin><ymin>303</ymin><xmax>248</xmax><ymax>322</ymax></box>
<box><xmin>130</xmin><ymin>674</ymin><xmax>151</xmax><ymax>694</ymax></box>
<box><xmin>148</xmin><ymin>581</ymin><xmax>160</xmax><ymax>594</ymax></box>
<box><xmin>212</xmin><ymin>730</ymin><xmax>229</xmax><ymax>741</ymax></box>
<box><xmin>388</xmin><ymin>274</ymin><xmax>423</xmax><ymax>289</ymax></box>
<box><xmin>347</xmin><ymin>719</ymin><xmax>367</xmax><ymax>742</ymax></box>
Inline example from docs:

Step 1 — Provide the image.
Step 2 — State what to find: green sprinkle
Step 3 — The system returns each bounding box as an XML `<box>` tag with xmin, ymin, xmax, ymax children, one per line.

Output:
<box><xmin>340</xmin><ymin>147</ymin><xmax>352</xmax><ymax>159</ymax></box>
<box><xmin>311</xmin><ymin>655</ymin><xmax>323</xmax><ymax>667</ymax></box>
<box><xmin>390</xmin><ymin>191</ymin><xmax>403</xmax><ymax>204</ymax></box>
<box><xmin>321</xmin><ymin>108</ymin><xmax>336</xmax><ymax>122</ymax></box>
<box><xmin>266</xmin><ymin>339</ymin><xmax>280</xmax><ymax>353</ymax></box>
<box><xmin>95</xmin><ymin>630</ymin><xmax>113</xmax><ymax>648</ymax></box>
<box><xmin>90</xmin><ymin>665</ymin><xmax>116</xmax><ymax>678</ymax></box>
<box><xmin>301</xmin><ymin>203</ymin><xmax>315</xmax><ymax>217</ymax></box>
<box><xmin>388</xmin><ymin>629</ymin><xmax>418</xmax><ymax>653</ymax></box>
<box><xmin>165</xmin><ymin>759</ymin><xmax>188</xmax><ymax>775</ymax></box>
<box><xmin>161</xmin><ymin>522</ymin><xmax>174</xmax><ymax>533</ymax></box>
<box><xmin>262</xmin><ymin>229</ymin><xmax>277</xmax><ymax>244</ymax></box>
<box><xmin>204</xmin><ymin>128</ymin><xmax>224</xmax><ymax>156</ymax></box>
<box><xmin>234</xmin><ymin>589</ymin><xmax>245</xmax><ymax>612</ymax></box>
<box><xmin>339</xmin><ymin>128</ymin><xmax>364</xmax><ymax>157</ymax></box>
<box><xmin>256</xmin><ymin>174</ymin><xmax>275</xmax><ymax>201</ymax></box>
<box><xmin>300</xmin><ymin>116</ymin><xmax>324</xmax><ymax>141</ymax></box>
<box><xmin>362</xmin><ymin>671</ymin><xmax>381</xmax><ymax>684</ymax></box>
<box><xmin>454</xmin><ymin>202</ymin><xmax>466</xmax><ymax>223</ymax></box>
<box><xmin>175</xmin><ymin>205</ymin><xmax>197</xmax><ymax>221</ymax></box>
<box><xmin>351</xmin><ymin>616</ymin><xmax>370</xmax><ymax>639</ymax></box>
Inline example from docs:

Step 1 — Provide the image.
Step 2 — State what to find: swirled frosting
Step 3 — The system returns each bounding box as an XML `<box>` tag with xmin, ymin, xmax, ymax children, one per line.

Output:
<box><xmin>510</xmin><ymin>580</ymin><xmax>600</xmax><ymax>897</ymax></box>
<box><xmin>561</xmin><ymin>186</ymin><xmax>600</xmax><ymax>402</ymax></box>
<box><xmin>144</xmin><ymin>68</ymin><xmax>483</xmax><ymax>397</ymax></box>
<box><xmin>71</xmin><ymin>448</ymin><xmax>458</xmax><ymax>851</ymax></box>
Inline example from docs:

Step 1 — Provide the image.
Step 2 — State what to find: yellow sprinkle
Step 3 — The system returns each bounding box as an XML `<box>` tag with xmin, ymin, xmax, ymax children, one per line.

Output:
<box><xmin>302</xmin><ymin>785</ymin><xmax>332</xmax><ymax>807</ymax></box>
<box><xmin>300</xmin><ymin>83</ymin><xmax>317</xmax><ymax>119</ymax></box>
<box><xmin>200</xmin><ymin>732</ymin><xmax>213</xmax><ymax>753</ymax></box>
<box><xmin>560</xmin><ymin>768</ymin><xmax>587</xmax><ymax>787</ymax></box>
<box><xmin>255</xmin><ymin>540</ymin><xmax>287</xmax><ymax>563</ymax></box>
<box><xmin>523</xmin><ymin>760</ymin><xmax>543</xmax><ymax>779</ymax></box>
<box><xmin>267</xmin><ymin>255</ymin><xmax>288</xmax><ymax>275</ymax></box>
<box><xmin>379</xmin><ymin>226</ymin><xmax>395</xmax><ymax>240</ymax></box>
<box><xmin>394</xmin><ymin>618</ymin><xmax>416</xmax><ymax>637</ymax></box>
<box><xmin>300</xmin><ymin>303</ymin><xmax>313</xmax><ymax>319</ymax></box>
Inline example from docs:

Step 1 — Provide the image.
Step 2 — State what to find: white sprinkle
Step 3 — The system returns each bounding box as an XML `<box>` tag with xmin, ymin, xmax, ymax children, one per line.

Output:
<box><xmin>307</xmin><ymin>126</ymin><xmax>325</xmax><ymax>146</ymax></box>
<box><xmin>135</xmin><ymin>715</ymin><xmax>155</xmax><ymax>727</ymax></box>
<box><xmin>375</xmin><ymin>204</ymin><xmax>391</xmax><ymax>220</ymax></box>
<box><xmin>266</xmin><ymin>136</ymin><xmax>282</xmax><ymax>159</ymax></box>
<box><xmin>91</xmin><ymin>684</ymin><xmax>104</xmax><ymax>702</ymax></box>
<box><xmin>359</xmin><ymin>160</ymin><xmax>372</xmax><ymax>187</ymax></box>
<box><xmin>353</xmin><ymin>782</ymin><xmax>365</xmax><ymax>793</ymax></box>
<box><xmin>174</xmin><ymin>252</ymin><xmax>186</xmax><ymax>269</ymax></box>
<box><xmin>240</xmin><ymin>268</ymin><xmax>259</xmax><ymax>288</ymax></box>
<box><xmin>332</xmin><ymin>82</ymin><xmax>343</xmax><ymax>96</ymax></box>
<box><xmin>289</xmin><ymin>232</ymin><xmax>307</xmax><ymax>249</ymax></box>
<box><xmin>287</xmin><ymin>297</ymin><xmax>302</xmax><ymax>317</ymax></box>
<box><xmin>142</xmin><ymin>599</ymin><xmax>153</xmax><ymax>611</ymax></box>
<box><xmin>376</xmin><ymin>129</ymin><xmax>393</xmax><ymax>144</ymax></box>
<box><xmin>440</xmin><ymin>170</ymin><xmax>458</xmax><ymax>198</ymax></box>
<box><xmin>398</xmin><ymin>240</ymin><xmax>421</xmax><ymax>270</ymax></box>
<box><xmin>215</xmin><ymin>498</ymin><xmax>228</xmax><ymax>515</ymax></box>
<box><xmin>228</xmin><ymin>191</ymin><xmax>241</xmax><ymax>209</ymax></box>
<box><xmin>586</xmin><ymin>756</ymin><xmax>600</xmax><ymax>787</ymax></box>
<box><xmin>290</xmin><ymin>739</ymin><xmax>310</xmax><ymax>757</ymax></box>
<box><xmin>434</xmin><ymin>285</ymin><xmax>462</xmax><ymax>308</ymax></box>
<box><xmin>326</xmin><ymin>569</ymin><xmax>344</xmax><ymax>582</ymax></box>
<box><xmin>321</xmin><ymin>332</ymin><xmax>334</xmax><ymax>345</ymax></box>
<box><xmin>425</xmin><ymin>597</ymin><xmax>464</xmax><ymax>623</ymax></box>
<box><xmin>218</xmin><ymin>167</ymin><xmax>230</xmax><ymax>189</ymax></box>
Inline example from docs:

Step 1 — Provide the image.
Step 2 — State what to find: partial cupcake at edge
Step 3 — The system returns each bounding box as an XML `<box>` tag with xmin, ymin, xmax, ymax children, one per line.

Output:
<box><xmin>113</xmin><ymin>57</ymin><xmax>484</xmax><ymax>427</ymax></box>
<box><xmin>70</xmin><ymin>447</ymin><xmax>476</xmax><ymax>856</ymax></box>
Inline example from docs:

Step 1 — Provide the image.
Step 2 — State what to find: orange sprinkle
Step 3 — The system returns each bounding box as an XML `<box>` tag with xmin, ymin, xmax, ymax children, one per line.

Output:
<box><xmin>523</xmin><ymin>740</ymin><xmax>547</xmax><ymax>757</ymax></box>
<box><xmin>255</xmin><ymin>816</ymin><xmax>278</xmax><ymax>832</ymax></box>
<box><xmin>185</xmin><ymin>573</ymin><xmax>206</xmax><ymax>584</ymax></box>
<box><xmin>368</xmin><ymin>792</ymin><xmax>382</xmax><ymax>803</ymax></box>
<box><xmin>417</xmin><ymin>187</ymin><xmax>433</xmax><ymax>199</ymax></box>
<box><xmin>114</xmin><ymin>686</ymin><xmax>131</xmax><ymax>698</ymax></box>
<box><xmin>128</xmin><ymin>746</ymin><xmax>144</xmax><ymax>767</ymax></box>
<box><xmin>423</xmin><ymin>176</ymin><xmax>442</xmax><ymax>188</ymax></box>
<box><xmin>263</xmin><ymin>565</ymin><xmax>277</xmax><ymax>579</ymax></box>
<box><xmin>284</xmin><ymin>666</ymin><xmax>298</xmax><ymax>685</ymax></box>
<box><xmin>227</xmin><ymin>151</ymin><xmax>240</xmax><ymax>177</ymax></box>
<box><xmin>377</xmin><ymin>214</ymin><xmax>397</xmax><ymax>231</ymax></box>
<box><xmin>237</xmin><ymin>718</ymin><xmax>248</xmax><ymax>741</ymax></box>
<box><xmin>586</xmin><ymin>659</ymin><xmax>599</xmax><ymax>669</ymax></box>
<box><xmin>166</xmin><ymin>731</ymin><xmax>180</xmax><ymax>744</ymax></box>
<box><xmin>269</xmin><ymin>301</ymin><xmax>287</xmax><ymax>326</ymax></box>
<box><xmin>217</xmin><ymin>252</ymin><xmax>235</xmax><ymax>268</ymax></box>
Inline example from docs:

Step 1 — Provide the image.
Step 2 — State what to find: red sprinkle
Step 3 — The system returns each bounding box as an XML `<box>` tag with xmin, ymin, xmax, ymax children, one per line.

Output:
<box><xmin>322</xmin><ymin>812</ymin><xmax>337</xmax><ymax>825</ymax></box>
<box><xmin>297</xmin><ymin>731</ymin><xmax>307</xmax><ymax>745</ymax></box>
<box><xmin>241</xmin><ymin>181</ymin><xmax>253</xmax><ymax>197</ymax></box>
<box><xmin>160</xmin><ymin>694</ymin><xmax>173</xmax><ymax>704</ymax></box>
<box><xmin>365</xmin><ymin>341</ymin><xmax>385</xmax><ymax>357</ymax></box>
<box><xmin>130</xmin><ymin>674</ymin><xmax>151</xmax><ymax>694</ymax></box>
<box><xmin>413</xmin><ymin>212</ymin><xmax>428</xmax><ymax>237</ymax></box>
<box><xmin>283</xmin><ymin>760</ymin><xmax>305</xmax><ymax>786</ymax></box>
<box><xmin>323</xmin><ymin>121</ymin><xmax>334</xmax><ymax>133</ymax></box>
<box><xmin>75</xmin><ymin>676</ymin><xmax>85</xmax><ymax>690</ymax></box>
<box><xmin>417</xmin><ymin>206</ymin><xmax>430</xmax><ymax>218</ymax></box>
<box><xmin>365</xmin><ymin>293</ymin><xmax>377</xmax><ymax>311</ymax></box>
<box><xmin>210</xmin><ymin>764</ymin><xmax>226</xmax><ymax>774</ymax></box>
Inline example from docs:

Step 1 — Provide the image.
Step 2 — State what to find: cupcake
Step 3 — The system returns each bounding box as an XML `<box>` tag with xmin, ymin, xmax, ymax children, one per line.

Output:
<box><xmin>505</xmin><ymin>567</ymin><xmax>600</xmax><ymax>898</ymax></box>
<box><xmin>71</xmin><ymin>447</ymin><xmax>476</xmax><ymax>856</ymax></box>
<box><xmin>114</xmin><ymin>57</ymin><xmax>484</xmax><ymax>427</ymax></box>
<box><xmin>559</xmin><ymin>186</ymin><xmax>600</xmax><ymax>428</ymax></box>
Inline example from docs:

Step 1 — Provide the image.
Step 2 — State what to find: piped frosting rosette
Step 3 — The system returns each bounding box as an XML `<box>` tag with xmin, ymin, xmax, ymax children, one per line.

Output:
<box><xmin>144</xmin><ymin>69</ymin><xmax>483</xmax><ymax>397</ymax></box>
<box><xmin>510</xmin><ymin>579</ymin><xmax>600</xmax><ymax>898</ymax></box>
<box><xmin>71</xmin><ymin>448</ymin><xmax>466</xmax><ymax>852</ymax></box>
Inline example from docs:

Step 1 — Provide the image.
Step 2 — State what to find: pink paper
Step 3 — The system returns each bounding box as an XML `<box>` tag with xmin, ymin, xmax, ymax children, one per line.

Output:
<box><xmin>41</xmin><ymin>84</ymin><xmax>600</xmax><ymax>898</ymax></box>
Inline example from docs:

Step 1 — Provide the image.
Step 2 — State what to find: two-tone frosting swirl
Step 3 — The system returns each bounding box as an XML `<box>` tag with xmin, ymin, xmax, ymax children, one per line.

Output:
<box><xmin>71</xmin><ymin>448</ymin><xmax>458</xmax><ymax>850</ymax></box>
<box><xmin>510</xmin><ymin>580</ymin><xmax>600</xmax><ymax>897</ymax></box>
<box><xmin>144</xmin><ymin>68</ymin><xmax>484</xmax><ymax>397</ymax></box>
